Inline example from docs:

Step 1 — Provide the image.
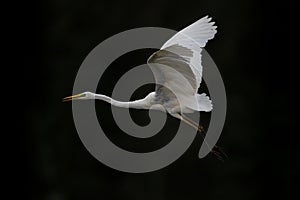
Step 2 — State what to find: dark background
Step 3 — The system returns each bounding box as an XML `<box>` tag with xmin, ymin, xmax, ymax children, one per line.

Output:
<box><xmin>12</xmin><ymin>0</ymin><xmax>299</xmax><ymax>199</ymax></box>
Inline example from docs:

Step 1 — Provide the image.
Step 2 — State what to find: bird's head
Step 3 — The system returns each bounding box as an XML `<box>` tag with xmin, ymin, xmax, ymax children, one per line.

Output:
<box><xmin>63</xmin><ymin>91</ymin><xmax>95</xmax><ymax>102</ymax></box>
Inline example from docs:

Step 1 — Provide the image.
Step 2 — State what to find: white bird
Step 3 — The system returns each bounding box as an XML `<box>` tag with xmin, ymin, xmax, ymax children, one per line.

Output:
<box><xmin>64</xmin><ymin>16</ymin><xmax>226</xmax><ymax>160</ymax></box>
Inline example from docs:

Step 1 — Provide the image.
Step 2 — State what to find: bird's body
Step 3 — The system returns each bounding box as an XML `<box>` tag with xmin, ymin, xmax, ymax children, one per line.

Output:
<box><xmin>64</xmin><ymin>16</ymin><xmax>226</xmax><ymax>160</ymax></box>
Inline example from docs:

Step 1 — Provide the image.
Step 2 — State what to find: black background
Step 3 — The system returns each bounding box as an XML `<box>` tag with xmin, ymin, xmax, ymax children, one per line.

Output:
<box><xmin>9</xmin><ymin>0</ymin><xmax>299</xmax><ymax>199</ymax></box>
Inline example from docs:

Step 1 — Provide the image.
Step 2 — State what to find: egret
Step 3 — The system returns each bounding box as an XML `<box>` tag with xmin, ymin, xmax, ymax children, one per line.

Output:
<box><xmin>64</xmin><ymin>16</ymin><xmax>226</xmax><ymax>160</ymax></box>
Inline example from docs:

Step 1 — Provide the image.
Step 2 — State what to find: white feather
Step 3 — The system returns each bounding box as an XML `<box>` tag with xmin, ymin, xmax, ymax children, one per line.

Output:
<box><xmin>147</xmin><ymin>16</ymin><xmax>216</xmax><ymax>112</ymax></box>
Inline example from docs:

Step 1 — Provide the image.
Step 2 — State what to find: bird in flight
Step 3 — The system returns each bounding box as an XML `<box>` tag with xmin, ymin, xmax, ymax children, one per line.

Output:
<box><xmin>64</xmin><ymin>16</ymin><xmax>226</xmax><ymax>160</ymax></box>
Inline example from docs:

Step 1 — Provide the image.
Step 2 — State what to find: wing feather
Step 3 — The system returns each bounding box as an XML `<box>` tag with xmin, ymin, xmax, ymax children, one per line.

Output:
<box><xmin>147</xmin><ymin>16</ymin><xmax>217</xmax><ymax>111</ymax></box>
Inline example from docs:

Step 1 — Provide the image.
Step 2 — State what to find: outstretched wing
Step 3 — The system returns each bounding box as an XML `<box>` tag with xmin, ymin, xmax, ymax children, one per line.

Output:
<box><xmin>147</xmin><ymin>16</ymin><xmax>217</xmax><ymax>110</ymax></box>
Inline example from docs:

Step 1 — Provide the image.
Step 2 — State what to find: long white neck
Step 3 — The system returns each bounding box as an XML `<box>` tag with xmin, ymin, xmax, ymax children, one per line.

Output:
<box><xmin>93</xmin><ymin>93</ymin><xmax>153</xmax><ymax>109</ymax></box>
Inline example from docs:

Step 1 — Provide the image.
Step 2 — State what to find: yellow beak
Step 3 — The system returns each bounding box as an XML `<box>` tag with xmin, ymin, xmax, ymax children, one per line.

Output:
<box><xmin>63</xmin><ymin>93</ymin><xmax>85</xmax><ymax>102</ymax></box>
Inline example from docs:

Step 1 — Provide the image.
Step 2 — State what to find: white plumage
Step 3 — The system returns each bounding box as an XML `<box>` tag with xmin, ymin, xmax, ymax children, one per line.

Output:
<box><xmin>64</xmin><ymin>16</ymin><xmax>224</xmax><ymax>159</ymax></box>
<box><xmin>147</xmin><ymin>15</ymin><xmax>216</xmax><ymax>113</ymax></box>
<box><xmin>64</xmin><ymin>15</ymin><xmax>217</xmax><ymax>116</ymax></box>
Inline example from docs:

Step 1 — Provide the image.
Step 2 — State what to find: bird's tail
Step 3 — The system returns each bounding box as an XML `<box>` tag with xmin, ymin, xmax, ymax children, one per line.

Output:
<box><xmin>180</xmin><ymin>114</ymin><xmax>227</xmax><ymax>161</ymax></box>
